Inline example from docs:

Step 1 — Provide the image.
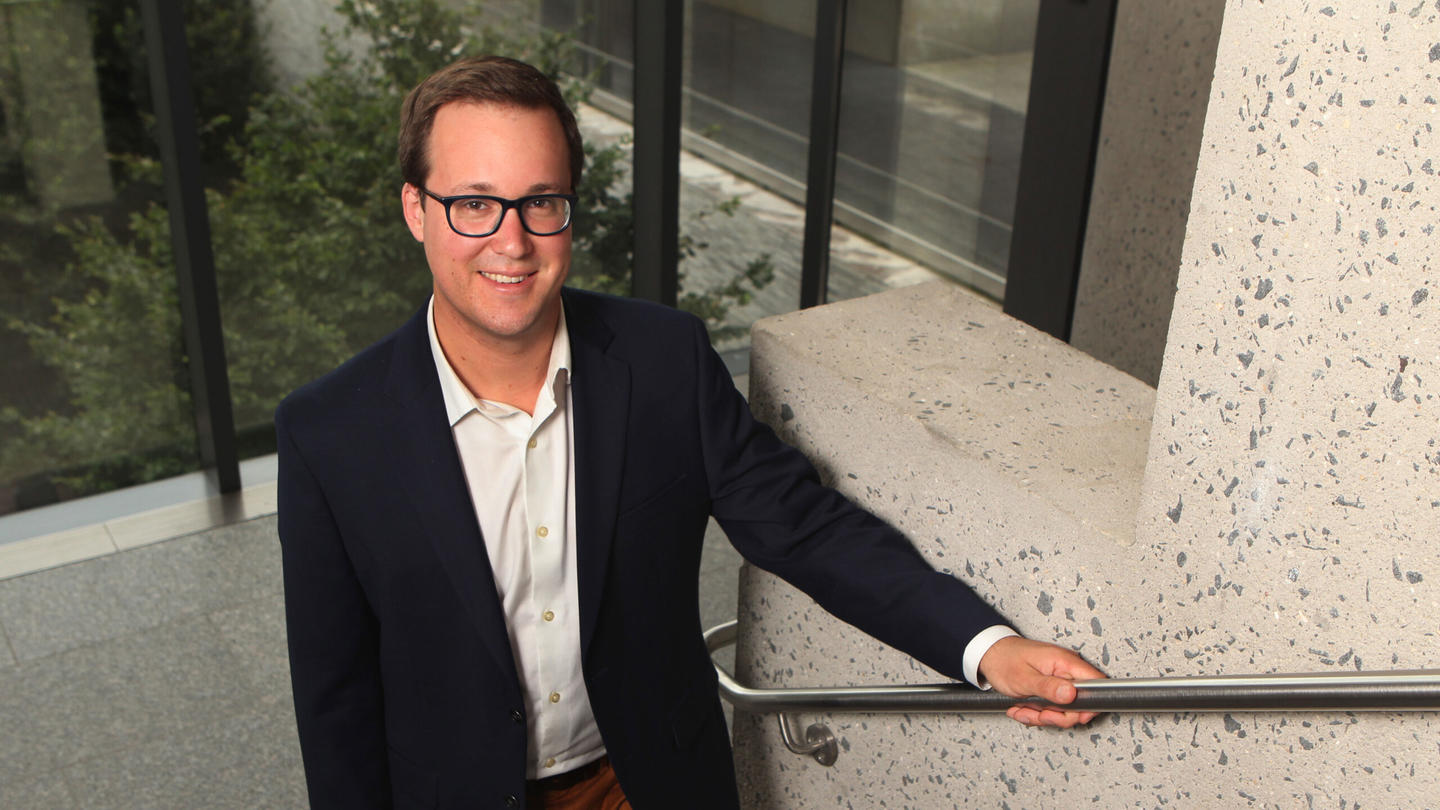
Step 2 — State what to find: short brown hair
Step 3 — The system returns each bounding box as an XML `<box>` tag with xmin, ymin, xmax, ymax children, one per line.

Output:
<box><xmin>397</xmin><ymin>55</ymin><xmax>584</xmax><ymax>191</ymax></box>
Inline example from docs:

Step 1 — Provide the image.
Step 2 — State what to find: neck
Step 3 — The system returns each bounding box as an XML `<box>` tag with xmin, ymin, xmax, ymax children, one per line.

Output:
<box><xmin>434</xmin><ymin>307</ymin><xmax>558</xmax><ymax>416</ymax></box>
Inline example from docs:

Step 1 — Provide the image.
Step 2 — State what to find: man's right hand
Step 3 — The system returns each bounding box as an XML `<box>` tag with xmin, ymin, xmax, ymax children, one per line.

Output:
<box><xmin>977</xmin><ymin>636</ymin><xmax>1106</xmax><ymax>728</ymax></box>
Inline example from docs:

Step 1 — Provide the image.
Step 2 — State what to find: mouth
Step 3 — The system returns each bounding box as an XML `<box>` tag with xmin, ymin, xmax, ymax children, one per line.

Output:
<box><xmin>479</xmin><ymin>270</ymin><xmax>534</xmax><ymax>285</ymax></box>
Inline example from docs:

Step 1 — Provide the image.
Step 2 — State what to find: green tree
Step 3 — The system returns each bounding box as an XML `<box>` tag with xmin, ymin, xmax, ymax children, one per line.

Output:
<box><xmin>91</xmin><ymin>0</ymin><xmax>272</xmax><ymax>185</ymax></box>
<box><xmin>2</xmin><ymin>0</ymin><xmax>771</xmax><ymax>500</ymax></box>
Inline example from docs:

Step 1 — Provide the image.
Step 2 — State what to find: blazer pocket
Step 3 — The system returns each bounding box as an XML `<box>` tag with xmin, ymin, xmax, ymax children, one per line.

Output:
<box><xmin>387</xmin><ymin>745</ymin><xmax>438</xmax><ymax>809</ymax></box>
<box><xmin>617</xmin><ymin>472</ymin><xmax>689</xmax><ymax>520</ymax></box>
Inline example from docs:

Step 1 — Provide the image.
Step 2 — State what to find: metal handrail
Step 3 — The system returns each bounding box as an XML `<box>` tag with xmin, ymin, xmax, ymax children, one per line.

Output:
<box><xmin>704</xmin><ymin>620</ymin><xmax>1440</xmax><ymax>765</ymax></box>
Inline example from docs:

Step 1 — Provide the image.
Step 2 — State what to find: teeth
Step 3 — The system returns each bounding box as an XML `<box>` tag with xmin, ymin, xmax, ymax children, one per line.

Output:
<box><xmin>481</xmin><ymin>271</ymin><xmax>525</xmax><ymax>284</ymax></box>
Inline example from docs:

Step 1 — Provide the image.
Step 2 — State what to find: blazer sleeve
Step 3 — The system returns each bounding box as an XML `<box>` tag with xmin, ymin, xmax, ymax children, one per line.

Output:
<box><xmin>276</xmin><ymin>407</ymin><xmax>392</xmax><ymax>809</ymax></box>
<box><xmin>688</xmin><ymin>318</ymin><xmax>1006</xmax><ymax>681</ymax></box>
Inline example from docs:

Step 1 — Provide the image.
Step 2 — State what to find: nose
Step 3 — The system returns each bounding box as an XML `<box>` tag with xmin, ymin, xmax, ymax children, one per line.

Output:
<box><xmin>486</xmin><ymin>206</ymin><xmax>534</xmax><ymax>258</ymax></box>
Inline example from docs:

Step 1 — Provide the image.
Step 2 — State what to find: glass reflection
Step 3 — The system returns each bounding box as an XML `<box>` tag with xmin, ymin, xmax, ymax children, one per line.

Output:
<box><xmin>833</xmin><ymin>0</ymin><xmax>1038</xmax><ymax>300</ymax></box>
<box><xmin>0</xmin><ymin>0</ymin><xmax>200</xmax><ymax>517</ymax></box>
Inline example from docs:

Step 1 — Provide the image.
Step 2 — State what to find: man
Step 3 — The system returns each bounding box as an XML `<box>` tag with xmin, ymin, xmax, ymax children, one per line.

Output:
<box><xmin>277</xmin><ymin>55</ymin><xmax>1103</xmax><ymax>810</ymax></box>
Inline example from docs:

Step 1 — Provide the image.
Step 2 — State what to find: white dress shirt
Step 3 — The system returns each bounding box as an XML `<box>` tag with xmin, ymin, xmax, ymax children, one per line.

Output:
<box><xmin>427</xmin><ymin>298</ymin><xmax>603</xmax><ymax>779</ymax></box>
<box><xmin>427</xmin><ymin>298</ymin><xmax>1018</xmax><ymax>777</ymax></box>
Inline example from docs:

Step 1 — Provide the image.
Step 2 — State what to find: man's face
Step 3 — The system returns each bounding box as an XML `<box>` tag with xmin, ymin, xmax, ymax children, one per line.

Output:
<box><xmin>402</xmin><ymin>101</ymin><xmax>572</xmax><ymax>349</ymax></box>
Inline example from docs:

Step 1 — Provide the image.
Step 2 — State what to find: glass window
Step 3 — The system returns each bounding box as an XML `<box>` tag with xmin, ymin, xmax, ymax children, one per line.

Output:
<box><xmin>0</xmin><ymin>0</ymin><xmax>202</xmax><ymax>518</ymax></box>
<box><xmin>204</xmin><ymin>0</ymin><xmax>583</xmax><ymax>463</ymax></box>
<box><xmin>554</xmin><ymin>0</ymin><xmax>1039</xmax><ymax>312</ymax></box>
<box><xmin>546</xmin><ymin>0</ymin><xmax>805</xmax><ymax>360</ymax></box>
<box><xmin>678</xmin><ymin>0</ymin><xmax>808</xmax><ymax>364</ymax></box>
<box><xmin>553</xmin><ymin>0</ymin><xmax>1038</xmax><ymax>346</ymax></box>
<box><xmin>831</xmin><ymin>0</ymin><xmax>1038</xmax><ymax>302</ymax></box>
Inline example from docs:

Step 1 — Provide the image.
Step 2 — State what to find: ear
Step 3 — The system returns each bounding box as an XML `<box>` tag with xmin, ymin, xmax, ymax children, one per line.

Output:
<box><xmin>401</xmin><ymin>183</ymin><xmax>426</xmax><ymax>242</ymax></box>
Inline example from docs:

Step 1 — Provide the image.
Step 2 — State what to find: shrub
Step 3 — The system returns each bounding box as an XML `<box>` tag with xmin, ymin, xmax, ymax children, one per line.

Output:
<box><xmin>2</xmin><ymin>0</ymin><xmax>770</xmax><ymax>500</ymax></box>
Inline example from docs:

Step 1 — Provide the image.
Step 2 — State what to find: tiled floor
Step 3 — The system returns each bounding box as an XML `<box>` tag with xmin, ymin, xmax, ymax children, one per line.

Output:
<box><xmin>0</xmin><ymin>517</ymin><xmax>306</xmax><ymax>808</ymax></box>
<box><xmin>0</xmin><ymin>490</ymin><xmax>744</xmax><ymax>809</ymax></box>
<box><xmin>0</xmin><ymin>484</ymin><xmax>277</xmax><ymax>582</ymax></box>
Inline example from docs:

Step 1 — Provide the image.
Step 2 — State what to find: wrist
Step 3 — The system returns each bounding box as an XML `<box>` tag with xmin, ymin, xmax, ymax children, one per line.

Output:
<box><xmin>964</xmin><ymin>625</ymin><xmax>1020</xmax><ymax>688</ymax></box>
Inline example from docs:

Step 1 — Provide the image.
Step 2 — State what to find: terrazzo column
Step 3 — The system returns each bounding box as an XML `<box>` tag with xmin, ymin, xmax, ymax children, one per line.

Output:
<box><xmin>1131</xmin><ymin>0</ymin><xmax>1439</xmax><ymax>804</ymax></box>
<box><xmin>731</xmin><ymin>2</ymin><xmax>1439</xmax><ymax>807</ymax></box>
<box><xmin>733</xmin><ymin>282</ymin><xmax>1157</xmax><ymax>808</ymax></box>
<box><xmin>1070</xmin><ymin>0</ymin><xmax>1225</xmax><ymax>386</ymax></box>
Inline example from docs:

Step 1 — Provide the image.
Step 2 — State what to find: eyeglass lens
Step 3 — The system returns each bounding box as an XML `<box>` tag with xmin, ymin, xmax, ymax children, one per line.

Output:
<box><xmin>449</xmin><ymin>196</ymin><xmax>572</xmax><ymax>237</ymax></box>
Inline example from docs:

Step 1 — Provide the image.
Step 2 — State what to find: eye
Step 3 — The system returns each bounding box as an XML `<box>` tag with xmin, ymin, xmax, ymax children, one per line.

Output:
<box><xmin>526</xmin><ymin>197</ymin><xmax>560</xmax><ymax>212</ymax></box>
<box><xmin>457</xmin><ymin>197</ymin><xmax>491</xmax><ymax>212</ymax></box>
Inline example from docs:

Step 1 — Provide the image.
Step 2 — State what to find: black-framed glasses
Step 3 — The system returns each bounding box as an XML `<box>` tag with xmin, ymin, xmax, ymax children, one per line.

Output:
<box><xmin>418</xmin><ymin>188</ymin><xmax>578</xmax><ymax>238</ymax></box>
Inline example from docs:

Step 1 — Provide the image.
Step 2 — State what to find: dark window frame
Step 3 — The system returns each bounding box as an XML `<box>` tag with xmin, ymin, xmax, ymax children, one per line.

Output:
<box><xmin>139</xmin><ymin>0</ymin><xmax>240</xmax><ymax>494</ymax></box>
<box><xmin>1002</xmin><ymin>0</ymin><xmax>1119</xmax><ymax>340</ymax></box>
<box><xmin>107</xmin><ymin>0</ymin><xmax>1118</xmax><ymax>507</ymax></box>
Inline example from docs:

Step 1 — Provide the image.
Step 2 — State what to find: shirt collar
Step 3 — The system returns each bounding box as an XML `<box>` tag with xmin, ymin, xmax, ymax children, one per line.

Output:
<box><xmin>427</xmin><ymin>295</ymin><xmax>572</xmax><ymax>427</ymax></box>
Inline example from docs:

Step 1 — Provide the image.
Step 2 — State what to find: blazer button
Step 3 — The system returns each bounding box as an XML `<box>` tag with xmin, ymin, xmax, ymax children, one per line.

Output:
<box><xmin>511</xmin><ymin>709</ymin><xmax>524</xmax><ymax>724</ymax></box>
<box><xmin>504</xmin><ymin>794</ymin><xmax>518</xmax><ymax>808</ymax></box>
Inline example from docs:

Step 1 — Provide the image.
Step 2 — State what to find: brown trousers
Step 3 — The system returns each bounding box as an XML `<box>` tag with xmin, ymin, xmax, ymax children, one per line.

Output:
<box><xmin>526</xmin><ymin>757</ymin><xmax>630</xmax><ymax>810</ymax></box>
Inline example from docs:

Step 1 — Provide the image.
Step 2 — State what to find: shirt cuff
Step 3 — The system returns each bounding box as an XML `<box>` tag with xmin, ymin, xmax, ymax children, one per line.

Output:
<box><xmin>962</xmin><ymin>625</ymin><xmax>1021</xmax><ymax>689</ymax></box>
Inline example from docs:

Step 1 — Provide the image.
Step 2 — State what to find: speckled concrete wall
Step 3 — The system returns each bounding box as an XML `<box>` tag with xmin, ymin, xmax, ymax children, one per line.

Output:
<box><xmin>732</xmin><ymin>3</ymin><xmax>1440</xmax><ymax>806</ymax></box>
<box><xmin>1135</xmin><ymin>0</ymin><xmax>1440</xmax><ymax>718</ymax></box>
<box><xmin>1070</xmin><ymin>0</ymin><xmax>1224</xmax><ymax>386</ymax></box>
<box><xmin>735</xmin><ymin>283</ymin><xmax>1161</xmax><ymax>808</ymax></box>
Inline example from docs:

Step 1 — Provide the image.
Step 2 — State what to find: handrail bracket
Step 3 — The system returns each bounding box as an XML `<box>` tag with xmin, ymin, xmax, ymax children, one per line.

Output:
<box><xmin>778</xmin><ymin>713</ymin><xmax>838</xmax><ymax>766</ymax></box>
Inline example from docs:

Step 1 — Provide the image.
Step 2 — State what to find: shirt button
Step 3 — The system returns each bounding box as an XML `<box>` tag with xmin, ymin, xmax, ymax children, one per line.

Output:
<box><xmin>544</xmin><ymin>757</ymin><xmax>557</xmax><ymax>768</ymax></box>
<box><xmin>542</xmin><ymin>610</ymin><xmax>555</xmax><ymax>622</ymax></box>
<box><xmin>549</xmin><ymin>691</ymin><xmax>561</xmax><ymax>704</ymax></box>
<box><xmin>527</xmin><ymin>437</ymin><xmax>538</xmax><ymax>449</ymax></box>
<box><xmin>536</xmin><ymin>526</ymin><xmax>549</xmax><ymax>538</ymax></box>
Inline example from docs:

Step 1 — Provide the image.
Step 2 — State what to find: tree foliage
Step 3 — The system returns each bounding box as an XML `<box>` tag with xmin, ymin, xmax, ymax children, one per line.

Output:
<box><xmin>3</xmin><ymin>0</ymin><xmax>771</xmax><ymax>499</ymax></box>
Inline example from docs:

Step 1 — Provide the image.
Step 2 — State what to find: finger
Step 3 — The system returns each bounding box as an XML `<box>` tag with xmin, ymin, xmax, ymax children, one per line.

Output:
<box><xmin>1007</xmin><ymin>702</ymin><xmax>1099</xmax><ymax>728</ymax></box>
<box><xmin>1035</xmin><ymin>707</ymin><xmax>1098</xmax><ymax>728</ymax></box>
<box><xmin>1000</xmin><ymin>664</ymin><xmax>1068</xmax><ymax>703</ymax></box>
<box><xmin>1013</xmin><ymin>673</ymin><xmax>1079</xmax><ymax>705</ymax></box>
<box><xmin>1044</xmin><ymin>676</ymin><xmax>1078</xmax><ymax>705</ymax></box>
<box><xmin>1052</xmin><ymin>655</ymin><xmax>1107</xmax><ymax>682</ymax></box>
<box><xmin>1007</xmin><ymin>705</ymin><xmax>1042</xmax><ymax>726</ymax></box>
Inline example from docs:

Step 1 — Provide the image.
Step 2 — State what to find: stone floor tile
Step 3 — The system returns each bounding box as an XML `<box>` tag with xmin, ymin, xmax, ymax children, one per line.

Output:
<box><xmin>0</xmin><ymin>613</ymin><xmax>268</xmax><ymax>784</ymax></box>
<box><xmin>62</xmin><ymin>704</ymin><xmax>306</xmax><ymax>810</ymax></box>
<box><xmin>106</xmin><ymin>483</ymin><xmax>276</xmax><ymax>551</ymax></box>
<box><xmin>208</xmin><ymin>593</ymin><xmax>293</xmax><ymax>705</ymax></box>
<box><xmin>0</xmin><ymin>518</ymin><xmax>281</xmax><ymax>662</ymax></box>
<box><xmin>0</xmin><ymin>524</ymin><xmax>115</xmax><ymax>581</ymax></box>
<box><xmin>0</xmin><ymin>619</ymin><xmax>17</xmax><ymax>668</ymax></box>
<box><xmin>0</xmin><ymin>772</ymin><xmax>74</xmax><ymax>809</ymax></box>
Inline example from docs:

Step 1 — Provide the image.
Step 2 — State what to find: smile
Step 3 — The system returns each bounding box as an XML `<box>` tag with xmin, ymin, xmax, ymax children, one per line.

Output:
<box><xmin>480</xmin><ymin>271</ymin><xmax>531</xmax><ymax>284</ymax></box>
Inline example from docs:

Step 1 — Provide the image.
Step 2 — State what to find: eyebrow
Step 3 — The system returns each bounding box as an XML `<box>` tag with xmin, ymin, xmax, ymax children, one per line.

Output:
<box><xmin>456</xmin><ymin>181</ymin><xmax>569</xmax><ymax>195</ymax></box>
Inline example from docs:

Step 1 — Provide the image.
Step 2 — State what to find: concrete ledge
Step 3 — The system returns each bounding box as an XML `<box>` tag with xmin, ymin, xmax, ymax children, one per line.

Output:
<box><xmin>734</xmin><ymin>282</ymin><xmax>1155</xmax><ymax>807</ymax></box>
<box><xmin>734</xmin><ymin>278</ymin><xmax>1439</xmax><ymax>806</ymax></box>
<box><xmin>0</xmin><ymin>483</ymin><xmax>277</xmax><ymax>582</ymax></box>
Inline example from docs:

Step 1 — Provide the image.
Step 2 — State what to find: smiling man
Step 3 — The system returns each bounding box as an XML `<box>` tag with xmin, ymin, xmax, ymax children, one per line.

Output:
<box><xmin>276</xmin><ymin>56</ymin><xmax>1103</xmax><ymax>810</ymax></box>
<box><xmin>404</xmin><ymin>99</ymin><xmax>576</xmax><ymax>412</ymax></box>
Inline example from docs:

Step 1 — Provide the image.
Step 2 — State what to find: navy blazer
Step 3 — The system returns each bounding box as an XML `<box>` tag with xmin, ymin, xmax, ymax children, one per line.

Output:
<box><xmin>277</xmin><ymin>288</ymin><xmax>1005</xmax><ymax>809</ymax></box>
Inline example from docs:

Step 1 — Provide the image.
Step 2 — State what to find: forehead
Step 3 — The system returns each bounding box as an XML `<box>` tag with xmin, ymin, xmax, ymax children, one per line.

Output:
<box><xmin>425</xmin><ymin>101</ymin><xmax>571</xmax><ymax>191</ymax></box>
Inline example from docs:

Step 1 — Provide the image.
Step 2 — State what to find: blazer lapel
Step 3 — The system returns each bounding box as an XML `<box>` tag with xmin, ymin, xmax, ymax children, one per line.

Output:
<box><xmin>564</xmin><ymin>291</ymin><xmax>630</xmax><ymax>657</ymax></box>
<box><xmin>382</xmin><ymin>309</ymin><xmax>520</xmax><ymax>689</ymax></box>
